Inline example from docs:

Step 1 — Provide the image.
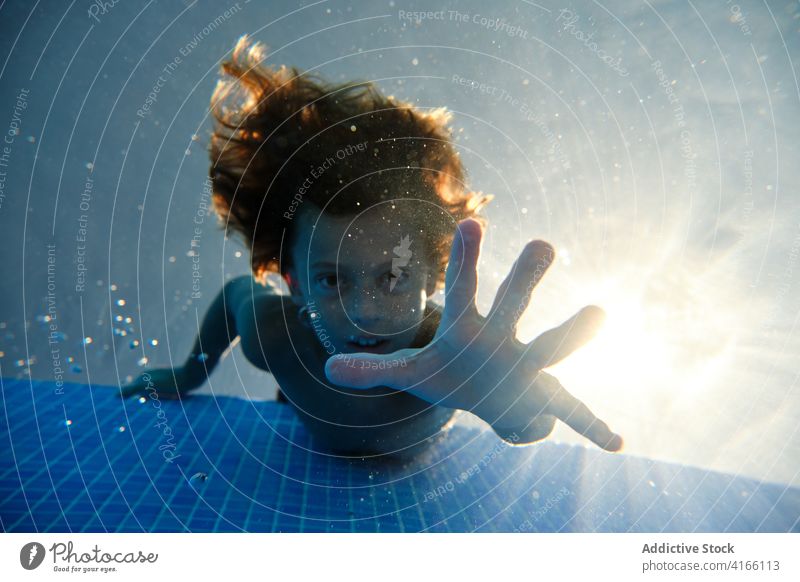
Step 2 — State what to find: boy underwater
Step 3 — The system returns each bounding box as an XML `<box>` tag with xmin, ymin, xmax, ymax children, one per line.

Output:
<box><xmin>122</xmin><ymin>36</ymin><xmax>622</xmax><ymax>457</ymax></box>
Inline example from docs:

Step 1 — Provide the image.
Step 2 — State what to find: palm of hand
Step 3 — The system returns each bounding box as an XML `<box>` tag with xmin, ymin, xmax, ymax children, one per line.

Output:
<box><xmin>325</xmin><ymin>219</ymin><xmax>622</xmax><ymax>451</ymax></box>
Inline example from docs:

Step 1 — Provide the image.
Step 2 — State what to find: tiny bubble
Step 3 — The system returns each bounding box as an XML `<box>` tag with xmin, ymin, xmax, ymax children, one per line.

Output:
<box><xmin>65</xmin><ymin>419</ymin><xmax>73</xmax><ymax>426</ymax></box>
<box><xmin>190</xmin><ymin>472</ymin><xmax>209</xmax><ymax>484</ymax></box>
<box><xmin>118</xmin><ymin>426</ymin><xmax>126</xmax><ymax>432</ymax></box>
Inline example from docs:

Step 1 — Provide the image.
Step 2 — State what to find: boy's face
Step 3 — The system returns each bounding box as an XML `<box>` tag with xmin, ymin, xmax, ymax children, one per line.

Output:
<box><xmin>286</xmin><ymin>203</ymin><xmax>439</xmax><ymax>355</ymax></box>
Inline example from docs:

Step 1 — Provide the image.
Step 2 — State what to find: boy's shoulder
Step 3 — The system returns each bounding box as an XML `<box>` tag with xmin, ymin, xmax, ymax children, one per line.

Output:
<box><xmin>226</xmin><ymin>275</ymin><xmax>304</xmax><ymax>372</ymax></box>
<box><xmin>225</xmin><ymin>274</ymin><xmax>296</xmax><ymax>334</ymax></box>
<box><xmin>225</xmin><ymin>274</ymin><xmax>282</xmax><ymax>306</ymax></box>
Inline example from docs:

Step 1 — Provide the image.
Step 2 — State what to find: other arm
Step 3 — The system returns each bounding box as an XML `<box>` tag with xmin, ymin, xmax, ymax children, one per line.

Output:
<box><xmin>120</xmin><ymin>274</ymin><xmax>268</xmax><ymax>398</ymax></box>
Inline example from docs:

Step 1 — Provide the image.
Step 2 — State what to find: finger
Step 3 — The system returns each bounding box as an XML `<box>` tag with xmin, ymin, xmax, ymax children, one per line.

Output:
<box><xmin>119</xmin><ymin>383</ymin><xmax>143</xmax><ymax>399</ymax></box>
<box><xmin>545</xmin><ymin>381</ymin><xmax>623</xmax><ymax>452</ymax></box>
<box><xmin>529</xmin><ymin>305</ymin><xmax>606</xmax><ymax>368</ymax></box>
<box><xmin>487</xmin><ymin>240</ymin><xmax>554</xmax><ymax>332</ymax></box>
<box><xmin>158</xmin><ymin>391</ymin><xmax>183</xmax><ymax>400</ymax></box>
<box><xmin>442</xmin><ymin>219</ymin><xmax>482</xmax><ymax>323</ymax></box>
<box><xmin>494</xmin><ymin>414</ymin><xmax>556</xmax><ymax>445</ymax></box>
<box><xmin>324</xmin><ymin>350</ymin><xmax>416</xmax><ymax>390</ymax></box>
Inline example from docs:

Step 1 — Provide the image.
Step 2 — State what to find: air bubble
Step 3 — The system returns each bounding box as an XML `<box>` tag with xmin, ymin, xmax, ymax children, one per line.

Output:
<box><xmin>190</xmin><ymin>472</ymin><xmax>208</xmax><ymax>485</ymax></box>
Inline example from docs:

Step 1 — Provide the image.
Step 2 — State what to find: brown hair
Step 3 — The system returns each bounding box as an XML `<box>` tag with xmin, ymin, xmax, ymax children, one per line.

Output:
<box><xmin>209</xmin><ymin>35</ymin><xmax>491</xmax><ymax>287</ymax></box>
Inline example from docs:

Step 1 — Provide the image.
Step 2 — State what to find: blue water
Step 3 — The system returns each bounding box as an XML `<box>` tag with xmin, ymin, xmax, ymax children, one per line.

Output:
<box><xmin>1</xmin><ymin>378</ymin><xmax>797</xmax><ymax>532</ymax></box>
<box><xmin>1</xmin><ymin>0</ymin><xmax>799</xmax><ymax>530</ymax></box>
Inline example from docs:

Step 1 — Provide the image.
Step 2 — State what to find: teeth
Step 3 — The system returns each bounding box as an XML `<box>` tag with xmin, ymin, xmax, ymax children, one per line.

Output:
<box><xmin>349</xmin><ymin>335</ymin><xmax>382</xmax><ymax>347</ymax></box>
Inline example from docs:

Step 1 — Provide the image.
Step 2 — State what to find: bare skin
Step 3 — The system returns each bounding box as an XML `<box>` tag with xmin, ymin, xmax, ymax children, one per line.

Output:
<box><xmin>121</xmin><ymin>206</ymin><xmax>622</xmax><ymax>456</ymax></box>
<box><xmin>326</xmin><ymin>218</ymin><xmax>623</xmax><ymax>452</ymax></box>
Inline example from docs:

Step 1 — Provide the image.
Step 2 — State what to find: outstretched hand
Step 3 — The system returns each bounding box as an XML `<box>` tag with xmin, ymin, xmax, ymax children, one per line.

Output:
<box><xmin>324</xmin><ymin>219</ymin><xmax>623</xmax><ymax>451</ymax></box>
<box><xmin>119</xmin><ymin>367</ymin><xmax>199</xmax><ymax>400</ymax></box>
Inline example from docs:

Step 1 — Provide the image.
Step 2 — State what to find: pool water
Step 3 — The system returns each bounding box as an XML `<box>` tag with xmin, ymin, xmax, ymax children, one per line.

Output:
<box><xmin>1</xmin><ymin>378</ymin><xmax>797</xmax><ymax>532</ymax></box>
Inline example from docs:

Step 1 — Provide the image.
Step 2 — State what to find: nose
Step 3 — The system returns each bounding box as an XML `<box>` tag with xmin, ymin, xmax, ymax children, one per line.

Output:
<box><xmin>348</xmin><ymin>287</ymin><xmax>382</xmax><ymax>328</ymax></box>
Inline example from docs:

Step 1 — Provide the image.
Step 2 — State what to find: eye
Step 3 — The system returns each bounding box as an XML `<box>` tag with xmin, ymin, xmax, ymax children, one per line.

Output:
<box><xmin>315</xmin><ymin>274</ymin><xmax>339</xmax><ymax>291</ymax></box>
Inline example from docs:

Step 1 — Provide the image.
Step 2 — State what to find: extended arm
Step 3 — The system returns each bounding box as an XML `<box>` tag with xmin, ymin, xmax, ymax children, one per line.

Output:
<box><xmin>120</xmin><ymin>274</ymin><xmax>264</xmax><ymax>398</ymax></box>
<box><xmin>180</xmin><ymin>275</ymin><xmax>253</xmax><ymax>387</ymax></box>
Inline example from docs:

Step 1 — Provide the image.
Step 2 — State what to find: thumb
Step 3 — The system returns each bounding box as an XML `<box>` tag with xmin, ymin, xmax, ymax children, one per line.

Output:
<box><xmin>324</xmin><ymin>352</ymin><xmax>410</xmax><ymax>389</ymax></box>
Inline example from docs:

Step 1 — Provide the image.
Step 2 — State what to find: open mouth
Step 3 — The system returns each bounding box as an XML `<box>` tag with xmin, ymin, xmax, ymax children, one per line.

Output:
<box><xmin>346</xmin><ymin>335</ymin><xmax>389</xmax><ymax>351</ymax></box>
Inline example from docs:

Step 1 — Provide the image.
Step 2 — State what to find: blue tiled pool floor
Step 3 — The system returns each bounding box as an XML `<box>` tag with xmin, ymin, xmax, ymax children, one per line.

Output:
<box><xmin>1</xmin><ymin>378</ymin><xmax>798</xmax><ymax>532</ymax></box>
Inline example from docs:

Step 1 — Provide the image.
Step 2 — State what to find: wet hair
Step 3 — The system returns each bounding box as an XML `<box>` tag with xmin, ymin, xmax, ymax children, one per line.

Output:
<box><xmin>209</xmin><ymin>35</ymin><xmax>491</xmax><ymax>287</ymax></box>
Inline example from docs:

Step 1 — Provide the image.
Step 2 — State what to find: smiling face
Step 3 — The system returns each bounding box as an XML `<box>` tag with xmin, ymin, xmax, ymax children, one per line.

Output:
<box><xmin>285</xmin><ymin>202</ymin><xmax>440</xmax><ymax>355</ymax></box>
